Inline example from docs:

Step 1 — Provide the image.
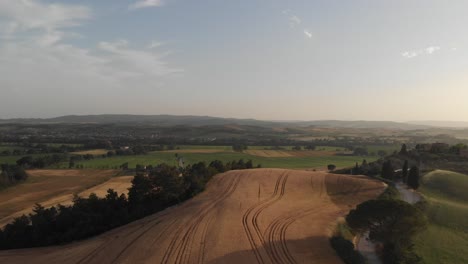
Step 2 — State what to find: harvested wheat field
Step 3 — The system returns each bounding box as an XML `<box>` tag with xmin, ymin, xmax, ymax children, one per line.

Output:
<box><xmin>162</xmin><ymin>149</ymin><xmax>230</xmax><ymax>154</ymax></box>
<box><xmin>0</xmin><ymin>168</ymin><xmax>384</xmax><ymax>264</ymax></box>
<box><xmin>0</xmin><ymin>169</ymin><xmax>118</xmax><ymax>227</ymax></box>
<box><xmin>71</xmin><ymin>149</ymin><xmax>109</xmax><ymax>155</ymax></box>
<box><xmin>79</xmin><ymin>176</ymin><xmax>133</xmax><ymax>198</ymax></box>
<box><xmin>245</xmin><ymin>150</ymin><xmax>336</xmax><ymax>158</ymax></box>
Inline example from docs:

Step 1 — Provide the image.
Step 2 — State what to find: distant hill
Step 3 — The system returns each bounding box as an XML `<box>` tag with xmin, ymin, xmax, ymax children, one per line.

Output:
<box><xmin>408</xmin><ymin>121</ymin><xmax>468</xmax><ymax>128</ymax></box>
<box><xmin>0</xmin><ymin>115</ymin><xmax>275</xmax><ymax>127</ymax></box>
<box><xmin>289</xmin><ymin>120</ymin><xmax>429</xmax><ymax>130</ymax></box>
<box><xmin>0</xmin><ymin>114</ymin><xmax>430</xmax><ymax>129</ymax></box>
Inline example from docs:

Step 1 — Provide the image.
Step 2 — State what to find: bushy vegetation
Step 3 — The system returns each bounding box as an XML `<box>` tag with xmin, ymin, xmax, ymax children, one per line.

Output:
<box><xmin>377</xmin><ymin>184</ymin><xmax>400</xmax><ymax>200</ymax></box>
<box><xmin>0</xmin><ymin>159</ymin><xmax>257</xmax><ymax>249</ymax></box>
<box><xmin>0</xmin><ymin>164</ymin><xmax>28</xmax><ymax>188</ymax></box>
<box><xmin>345</xmin><ymin>188</ymin><xmax>427</xmax><ymax>264</ymax></box>
<box><xmin>330</xmin><ymin>236</ymin><xmax>366</xmax><ymax>264</ymax></box>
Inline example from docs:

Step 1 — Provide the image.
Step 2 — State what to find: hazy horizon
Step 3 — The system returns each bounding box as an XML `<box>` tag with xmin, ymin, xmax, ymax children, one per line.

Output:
<box><xmin>3</xmin><ymin>113</ymin><xmax>468</xmax><ymax>127</ymax></box>
<box><xmin>1</xmin><ymin>0</ymin><xmax>467</xmax><ymax>121</ymax></box>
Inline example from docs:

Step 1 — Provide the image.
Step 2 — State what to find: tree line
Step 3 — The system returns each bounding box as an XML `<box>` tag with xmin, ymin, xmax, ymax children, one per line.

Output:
<box><xmin>0</xmin><ymin>159</ymin><xmax>258</xmax><ymax>249</ymax></box>
<box><xmin>0</xmin><ymin>164</ymin><xmax>27</xmax><ymax>188</ymax></box>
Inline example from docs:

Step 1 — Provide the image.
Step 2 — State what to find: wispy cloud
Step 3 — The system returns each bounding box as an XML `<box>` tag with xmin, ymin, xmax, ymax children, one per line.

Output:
<box><xmin>289</xmin><ymin>16</ymin><xmax>301</xmax><ymax>28</ymax></box>
<box><xmin>283</xmin><ymin>10</ymin><xmax>301</xmax><ymax>28</ymax></box>
<box><xmin>0</xmin><ymin>0</ymin><xmax>90</xmax><ymax>44</ymax></box>
<box><xmin>99</xmin><ymin>40</ymin><xmax>181</xmax><ymax>77</ymax></box>
<box><xmin>425</xmin><ymin>46</ymin><xmax>440</xmax><ymax>54</ymax></box>
<box><xmin>282</xmin><ymin>10</ymin><xmax>312</xmax><ymax>40</ymax></box>
<box><xmin>148</xmin><ymin>40</ymin><xmax>163</xmax><ymax>49</ymax></box>
<box><xmin>0</xmin><ymin>0</ymin><xmax>180</xmax><ymax>95</ymax></box>
<box><xmin>129</xmin><ymin>0</ymin><xmax>164</xmax><ymax>10</ymax></box>
<box><xmin>401</xmin><ymin>46</ymin><xmax>441</xmax><ymax>58</ymax></box>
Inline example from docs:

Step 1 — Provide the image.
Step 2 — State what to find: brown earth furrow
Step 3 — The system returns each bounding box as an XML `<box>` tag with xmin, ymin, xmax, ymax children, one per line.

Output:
<box><xmin>241</xmin><ymin>171</ymin><xmax>284</xmax><ymax>264</ymax></box>
<box><xmin>163</xmin><ymin>174</ymin><xmax>240</xmax><ymax>264</ymax></box>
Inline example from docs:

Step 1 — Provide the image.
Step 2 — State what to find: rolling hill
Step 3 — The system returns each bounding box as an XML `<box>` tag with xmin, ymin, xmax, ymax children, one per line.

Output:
<box><xmin>0</xmin><ymin>169</ymin><xmax>384</xmax><ymax>264</ymax></box>
<box><xmin>414</xmin><ymin>170</ymin><xmax>468</xmax><ymax>264</ymax></box>
<box><xmin>0</xmin><ymin>114</ymin><xmax>431</xmax><ymax>129</ymax></box>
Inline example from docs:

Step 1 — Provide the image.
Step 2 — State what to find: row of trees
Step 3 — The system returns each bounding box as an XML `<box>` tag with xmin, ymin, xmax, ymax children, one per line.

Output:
<box><xmin>380</xmin><ymin>159</ymin><xmax>420</xmax><ymax>189</ymax></box>
<box><xmin>16</xmin><ymin>155</ymin><xmax>68</xmax><ymax>169</ymax></box>
<box><xmin>0</xmin><ymin>159</ymin><xmax>258</xmax><ymax>249</ymax></box>
<box><xmin>0</xmin><ymin>144</ymin><xmax>81</xmax><ymax>156</ymax></box>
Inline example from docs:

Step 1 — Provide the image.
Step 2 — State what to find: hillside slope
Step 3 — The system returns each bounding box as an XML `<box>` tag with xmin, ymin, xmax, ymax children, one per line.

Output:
<box><xmin>415</xmin><ymin>170</ymin><xmax>468</xmax><ymax>264</ymax></box>
<box><xmin>0</xmin><ymin>169</ymin><xmax>384</xmax><ymax>264</ymax></box>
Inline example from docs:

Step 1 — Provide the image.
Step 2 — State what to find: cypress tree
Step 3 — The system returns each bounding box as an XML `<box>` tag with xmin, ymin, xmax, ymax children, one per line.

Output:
<box><xmin>399</xmin><ymin>144</ymin><xmax>408</xmax><ymax>155</ymax></box>
<box><xmin>407</xmin><ymin>166</ymin><xmax>420</xmax><ymax>189</ymax></box>
<box><xmin>402</xmin><ymin>160</ymin><xmax>409</xmax><ymax>183</ymax></box>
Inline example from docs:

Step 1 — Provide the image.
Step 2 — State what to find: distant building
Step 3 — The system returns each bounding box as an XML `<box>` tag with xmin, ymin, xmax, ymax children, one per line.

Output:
<box><xmin>460</xmin><ymin>149</ymin><xmax>468</xmax><ymax>158</ymax></box>
<box><xmin>416</xmin><ymin>143</ymin><xmax>449</xmax><ymax>153</ymax></box>
<box><xmin>431</xmin><ymin>143</ymin><xmax>450</xmax><ymax>153</ymax></box>
<box><xmin>416</xmin><ymin>144</ymin><xmax>432</xmax><ymax>152</ymax></box>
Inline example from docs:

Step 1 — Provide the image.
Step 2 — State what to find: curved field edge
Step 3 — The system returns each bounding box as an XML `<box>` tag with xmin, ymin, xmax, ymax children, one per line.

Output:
<box><xmin>0</xmin><ymin>169</ymin><xmax>120</xmax><ymax>227</ymax></box>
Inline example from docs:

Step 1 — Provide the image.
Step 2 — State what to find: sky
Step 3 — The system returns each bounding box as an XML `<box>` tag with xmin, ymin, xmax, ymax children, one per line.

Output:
<box><xmin>0</xmin><ymin>0</ymin><xmax>467</xmax><ymax>121</ymax></box>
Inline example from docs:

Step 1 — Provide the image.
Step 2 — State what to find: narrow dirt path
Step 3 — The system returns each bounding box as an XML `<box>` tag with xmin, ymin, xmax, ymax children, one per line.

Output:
<box><xmin>395</xmin><ymin>182</ymin><xmax>421</xmax><ymax>204</ymax></box>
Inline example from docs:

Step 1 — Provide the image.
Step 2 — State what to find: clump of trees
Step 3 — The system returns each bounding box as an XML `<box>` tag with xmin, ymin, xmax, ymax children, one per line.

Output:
<box><xmin>0</xmin><ymin>159</ymin><xmax>258</xmax><ymax>249</ymax></box>
<box><xmin>0</xmin><ymin>165</ymin><xmax>27</xmax><ymax>188</ymax></box>
<box><xmin>346</xmin><ymin>195</ymin><xmax>427</xmax><ymax>263</ymax></box>
<box><xmin>353</xmin><ymin>147</ymin><xmax>369</xmax><ymax>156</ymax></box>
<box><xmin>232</xmin><ymin>144</ymin><xmax>248</xmax><ymax>152</ymax></box>
<box><xmin>16</xmin><ymin>155</ymin><xmax>67</xmax><ymax>169</ymax></box>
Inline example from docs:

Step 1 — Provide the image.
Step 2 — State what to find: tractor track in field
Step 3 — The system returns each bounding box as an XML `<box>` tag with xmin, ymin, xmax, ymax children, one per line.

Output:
<box><xmin>242</xmin><ymin>171</ymin><xmax>289</xmax><ymax>264</ymax></box>
<box><xmin>161</xmin><ymin>174</ymin><xmax>240</xmax><ymax>264</ymax></box>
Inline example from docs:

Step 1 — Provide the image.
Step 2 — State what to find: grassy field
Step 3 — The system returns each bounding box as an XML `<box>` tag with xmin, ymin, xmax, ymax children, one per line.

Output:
<box><xmin>0</xmin><ymin>145</ymin><xmax>25</xmax><ymax>152</ymax></box>
<box><xmin>414</xmin><ymin>170</ymin><xmax>468</xmax><ymax>264</ymax></box>
<box><xmin>63</xmin><ymin>151</ymin><xmax>378</xmax><ymax>170</ymax></box>
<box><xmin>0</xmin><ymin>144</ymin><xmax>378</xmax><ymax>169</ymax></box>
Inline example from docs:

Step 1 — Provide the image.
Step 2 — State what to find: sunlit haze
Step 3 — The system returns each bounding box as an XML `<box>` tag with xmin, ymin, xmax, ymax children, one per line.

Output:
<box><xmin>1</xmin><ymin>0</ymin><xmax>467</xmax><ymax>121</ymax></box>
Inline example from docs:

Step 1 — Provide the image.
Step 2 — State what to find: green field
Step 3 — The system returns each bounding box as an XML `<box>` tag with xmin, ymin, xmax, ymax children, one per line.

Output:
<box><xmin>0</xmin><ymin>155</ymin><xmax>28</xmax><ymax>165</ymax></box>
<box><xmin>173</xmin><ymin>145</ymin><xmax>348</xmax><ymax>151</ymax></box>
<box><xmin>169</xmin><ymin>145</ymin><xmax>232</xmax><ymax>151</ymax></box>
<box><xmin>0</xmin><ymin>153</ymin><xmax>66</xmax><ymax>165</ymax></box>
<box><xmin>63</xmin><ymin>151</ymin><xmax>378</xmax><ymax>170</ymax></box>
<box><xmin>0</xmin><ymin>144</ymin><xmax>378</xmax><ymax>169</ymax></box>
<box><xmin>0</xmin><ymin>145</ymin><xmax>25</xmax><ymax>152</ymax></box>
<box><xmin>414</xmin><ymin>170</ymin><xmax>468</xmax><ymax>264</ymax></box>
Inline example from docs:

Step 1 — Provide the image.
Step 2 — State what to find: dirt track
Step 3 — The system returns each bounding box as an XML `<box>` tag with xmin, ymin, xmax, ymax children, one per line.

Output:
<box><xmin>0</xmin><ymin>169</ymin><xmax>384</xmax><ymax>264</ymax></box>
